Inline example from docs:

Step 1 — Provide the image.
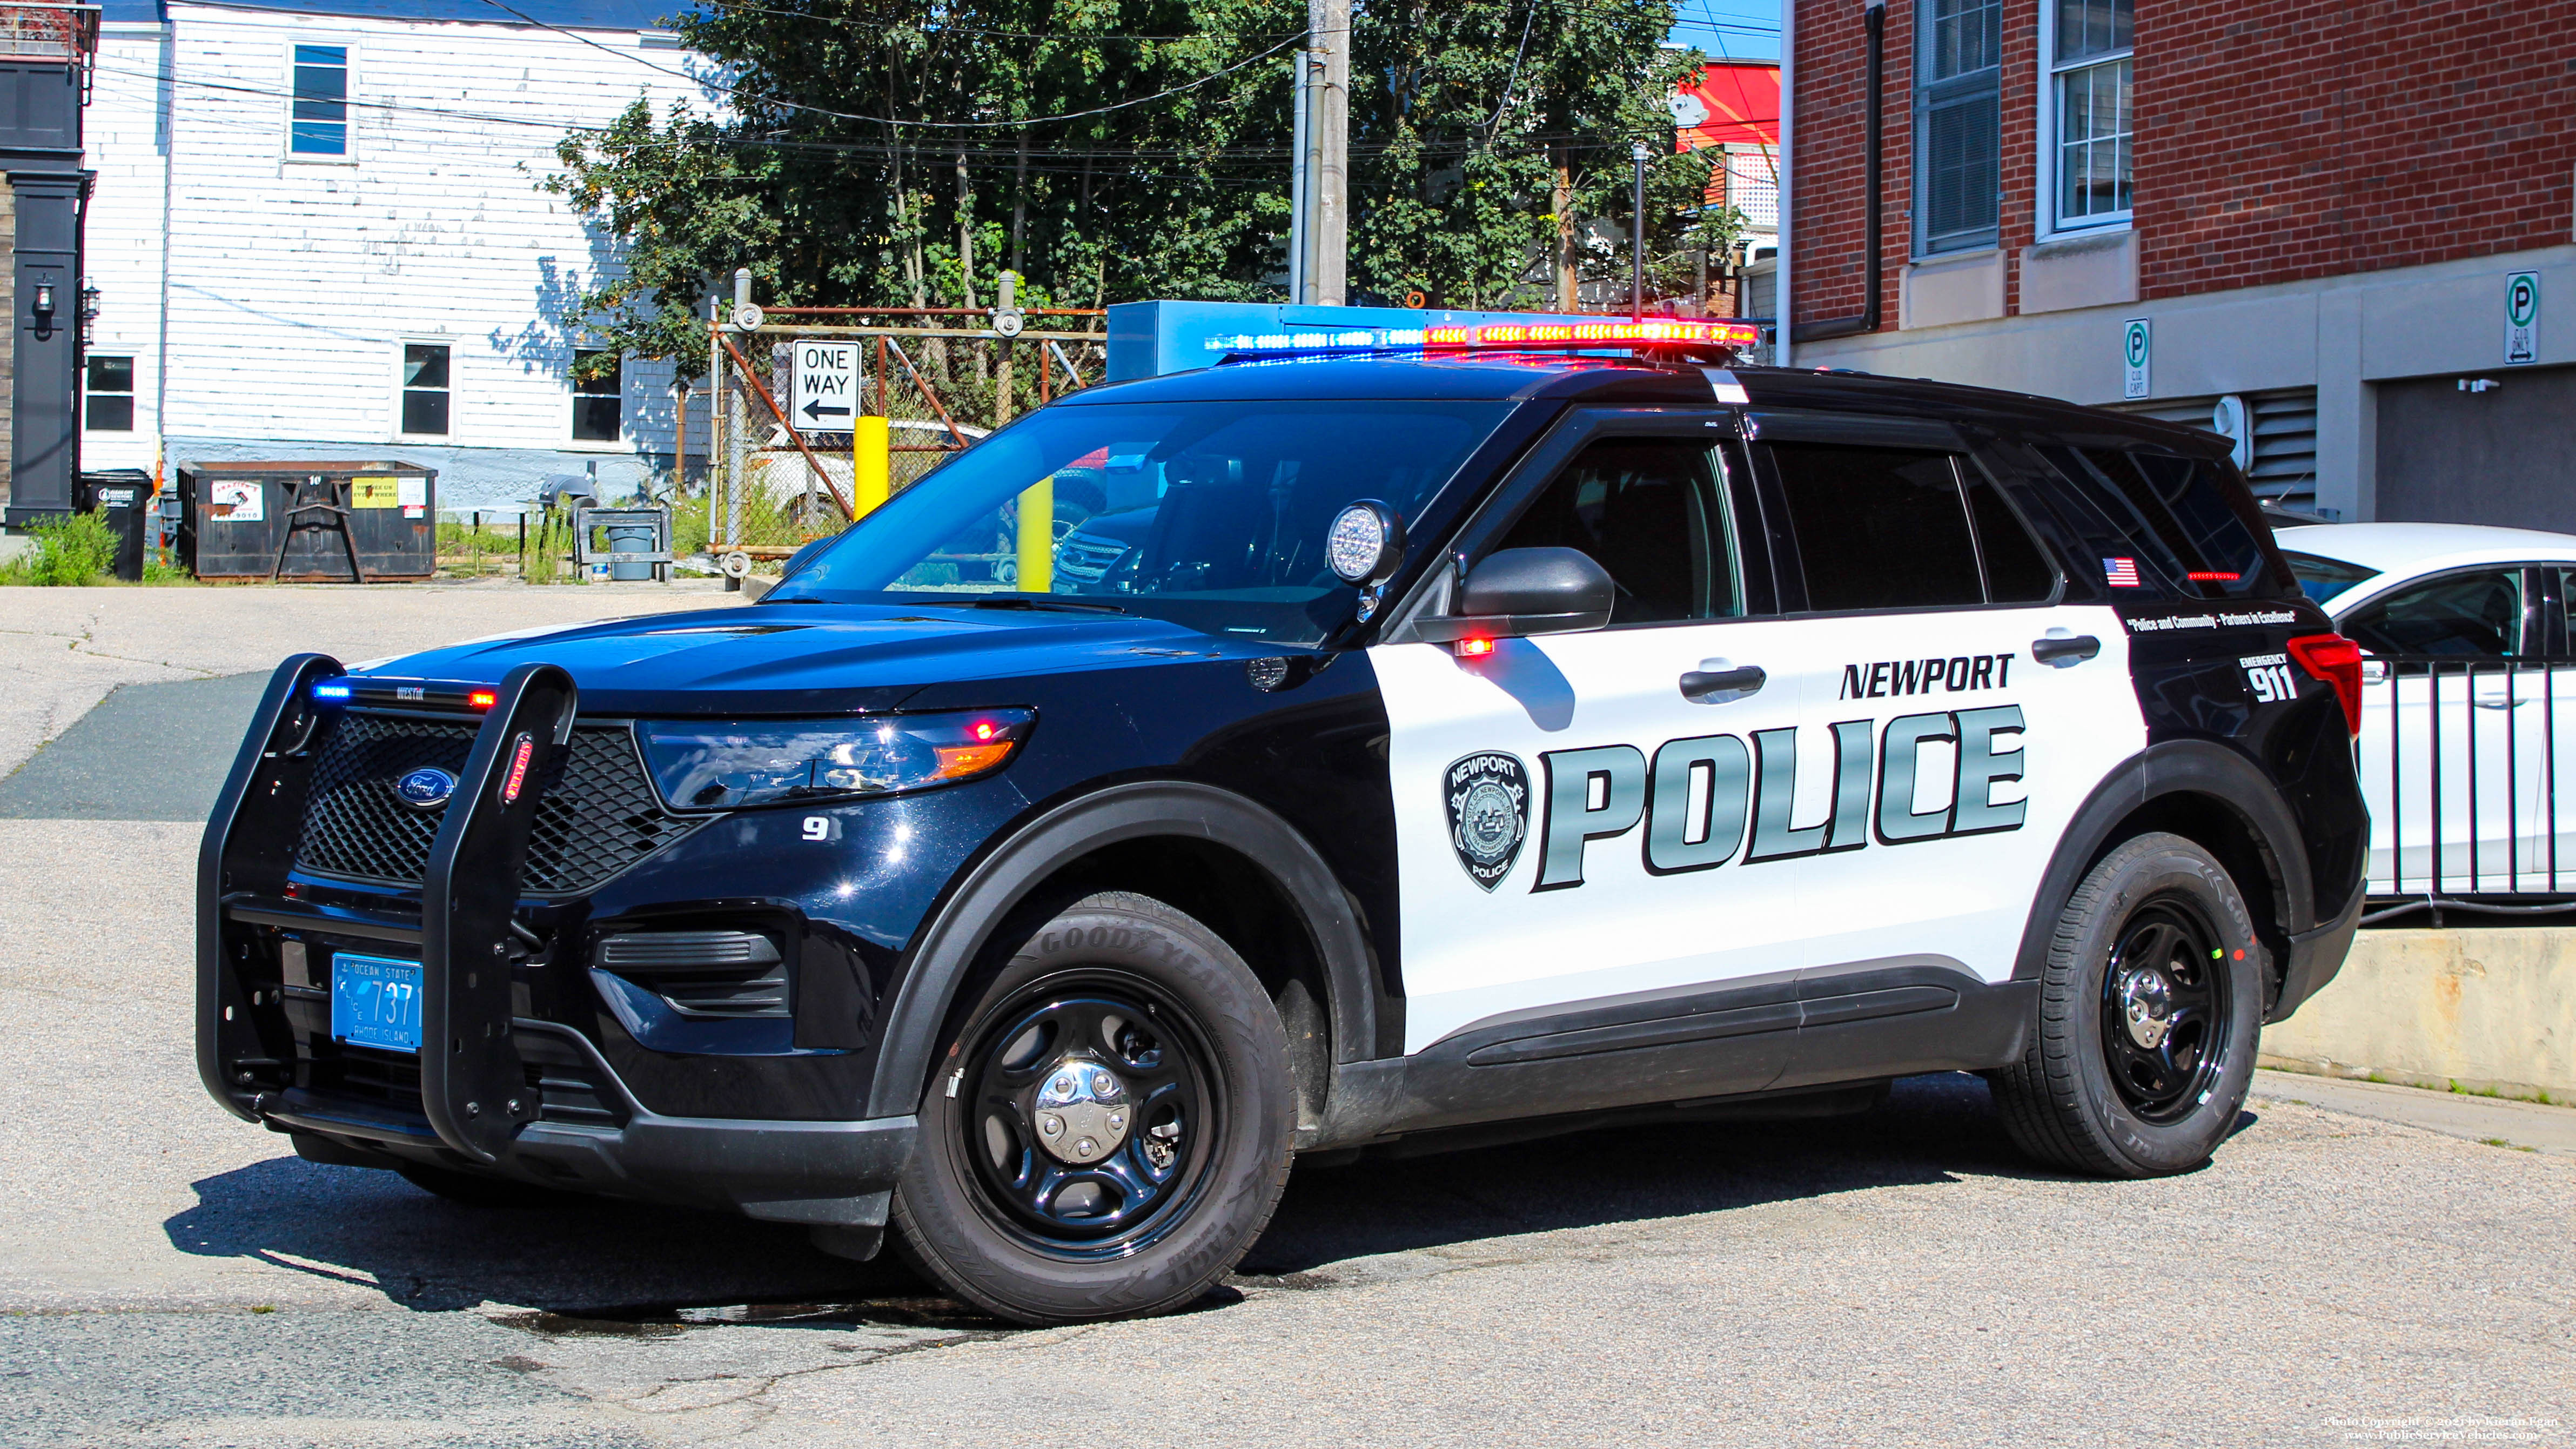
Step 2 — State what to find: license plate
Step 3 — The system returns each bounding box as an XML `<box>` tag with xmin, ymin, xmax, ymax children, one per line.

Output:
<box><xmin>331</xmin><ymin>952</ymin><xmax>423</xmax><ymax>1054</ymax></box>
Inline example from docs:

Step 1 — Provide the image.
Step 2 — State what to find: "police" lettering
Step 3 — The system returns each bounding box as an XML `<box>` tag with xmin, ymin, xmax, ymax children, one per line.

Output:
<box><xmin>1533</xmin><ymin>707</ymin><xmax>2027</xmax><ymax>889</ymax></box>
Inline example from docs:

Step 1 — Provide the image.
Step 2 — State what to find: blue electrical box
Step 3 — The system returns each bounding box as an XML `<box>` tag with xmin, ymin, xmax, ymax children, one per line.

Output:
<box><xmin>1106</xmin><ymin>300</ymin><xmax>1673</xmax><ymax>381</ymax></box>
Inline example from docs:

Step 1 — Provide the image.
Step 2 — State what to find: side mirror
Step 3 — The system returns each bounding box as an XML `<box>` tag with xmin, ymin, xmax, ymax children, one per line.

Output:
<box><xmin>1413</xmin><ymin>547</ymin><xmax>1615</xmax><ymax>645</ymax></box>
<box><xmin>780</xmin><ymin>532</ymin><xmax>836</xmax><ymax>582</ymax></box>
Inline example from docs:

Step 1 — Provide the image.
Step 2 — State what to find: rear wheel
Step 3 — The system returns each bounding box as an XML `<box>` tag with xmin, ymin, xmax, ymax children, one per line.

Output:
<box><xmin>1988</xmin><ymin>832</ymin><xmax>2264</xmax><ymax>1177</ymax></box>
<box><xmin>891</xmin><ymin>892</ymin><xmax>1294</xmax><ymax>1324</ymax></box>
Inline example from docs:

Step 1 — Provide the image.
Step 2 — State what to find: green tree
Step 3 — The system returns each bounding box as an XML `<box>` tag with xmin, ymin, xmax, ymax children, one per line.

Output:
<box><xmin>545</xmin><ymin>0</ymin><xmax>1720</xmax><ymax>377</ymax></box>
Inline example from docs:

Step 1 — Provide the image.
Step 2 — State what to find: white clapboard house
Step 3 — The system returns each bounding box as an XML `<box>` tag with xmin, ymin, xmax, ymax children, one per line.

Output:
<box><xmin>84</xmin><ymin>0</ymin><xmax>709</xmax><ymax>509</ymax></box>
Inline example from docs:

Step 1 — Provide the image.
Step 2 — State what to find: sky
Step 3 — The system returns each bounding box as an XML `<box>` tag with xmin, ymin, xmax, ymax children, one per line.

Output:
<box><xmin>1666</xmin><ymin>0</ymin><xmax>1781</xmax><ymax>64</ymax></box>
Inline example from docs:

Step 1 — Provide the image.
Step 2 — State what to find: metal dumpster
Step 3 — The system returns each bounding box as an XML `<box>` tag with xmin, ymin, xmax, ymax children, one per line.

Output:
<box><xmin>177</xmin><ymin>460</ymin><xmax>438</xmax><ymax>581</ymax></box>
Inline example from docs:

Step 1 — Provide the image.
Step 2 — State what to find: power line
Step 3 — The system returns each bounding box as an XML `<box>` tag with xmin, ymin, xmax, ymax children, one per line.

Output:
<box><xmin>478</xmin><ymin>0</ymin><xmax>1305</xmax><ymax>129</ymax></box>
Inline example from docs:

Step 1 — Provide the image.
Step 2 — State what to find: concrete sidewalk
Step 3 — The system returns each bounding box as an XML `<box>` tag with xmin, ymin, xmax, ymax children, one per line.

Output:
<box><xmin>2252</xmin><ymin>1068</ymin><xmax>2575</xmax><ymax>1157</ymax></box>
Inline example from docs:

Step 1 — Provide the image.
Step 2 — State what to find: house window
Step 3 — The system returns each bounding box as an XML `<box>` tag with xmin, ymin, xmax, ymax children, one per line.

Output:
<box><xmin>1723</xmin><ymin>147</ymin><xmax>1780</xmax><ymax>232</ymax></box>
<box><xmin>2050</xmin><ymin>0</ymin><xmax>2133</xmax><ymax>229</ymax></box>
<box><xmin>573</xmin><ymin>350</ymin><xmax>622</xmax><ymax>441</ymax></box>
<box><xmin>1915</xmin><ymin>0</ymin><xmax>2002</xmax><ymax>256</ymax></box>
<box><xmin>85</xmin><ymin>355</ymin><xmax>135</xmax><ymax>431</ymax></box>
<box><xmin>401</xmin><ymin>344</ymin><xmax>450</xmax><ymax>435</ymax></box>
<box><xmin>290</xmin><ymin>44</ymin><xmax>348</xmax><ymax>157</ymax></box>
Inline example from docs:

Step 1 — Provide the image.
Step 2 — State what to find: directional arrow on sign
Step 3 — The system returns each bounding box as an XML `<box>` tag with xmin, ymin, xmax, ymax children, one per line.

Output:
<box><xmin>790</xmin><ymin>340</ymin><xmax>861</xmax><ymax>430</ymax></box>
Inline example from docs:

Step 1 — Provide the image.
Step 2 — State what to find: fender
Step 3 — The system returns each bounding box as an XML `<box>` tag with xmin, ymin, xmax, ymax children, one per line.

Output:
<box><xmin>863</xmin><ymin>781</ymin><xmax>1381</xmax><ymax>1119</ymax></box>
<box><xmin>2014</xmin><ymin>739</ymin><xmax>2316</xmax><ymax>988</ymax></box>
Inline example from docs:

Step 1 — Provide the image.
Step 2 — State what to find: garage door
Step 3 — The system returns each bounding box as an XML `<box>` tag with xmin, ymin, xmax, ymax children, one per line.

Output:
<box><xmin>2376</xmin><ymin>364</ymin><xmax>2576</xmax><ymax>531</ymax></box>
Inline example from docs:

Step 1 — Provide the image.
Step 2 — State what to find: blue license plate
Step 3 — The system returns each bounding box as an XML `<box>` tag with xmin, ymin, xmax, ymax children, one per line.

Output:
<box><xmin>331</xmin><ymin>952</ymin><xmax>423</xmax><ymax>1054</ymax></box>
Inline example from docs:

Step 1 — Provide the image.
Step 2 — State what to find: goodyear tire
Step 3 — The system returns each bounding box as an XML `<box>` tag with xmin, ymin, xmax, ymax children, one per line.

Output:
<box><xmin>890</xmin><ymin>891</ymin><xmax>1294</xmax><ymax>1324</ymax></box>
<box><xmin>1989</xmin><ymin>833</ymin><xmax>2264</xmax><ymax>1178</ymax></box>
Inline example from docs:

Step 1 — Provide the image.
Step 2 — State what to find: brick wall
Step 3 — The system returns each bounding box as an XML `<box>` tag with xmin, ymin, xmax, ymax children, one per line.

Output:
<box><xmin>1790</xmin><ymin>0</ymin><xmax>1909</xmax><ymax>327</ymax></box>
<box><xmin>1790</xmin><ymin>0</ymin><xmax>2576</xmax><ymax>326</ymax></box>
<box><xmin>2137</xmin><ymin>0</ymin><xmax>2576</xmax><ymax>299</ymax></box>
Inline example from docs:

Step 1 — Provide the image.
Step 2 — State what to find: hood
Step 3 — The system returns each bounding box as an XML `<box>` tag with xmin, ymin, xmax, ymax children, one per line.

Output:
<box><xmin>350</xmin><ymin>602</ymin><xmax>1276</xmax><ymax>715</ymax></box>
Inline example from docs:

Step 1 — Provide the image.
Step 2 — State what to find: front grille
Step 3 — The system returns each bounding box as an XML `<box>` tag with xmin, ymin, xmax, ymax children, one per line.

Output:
<box><xmin>294</xmin><ymin>710</ymin><xmax>703</xmax><ymax>895</ymax></box>
<box><xmin>1055</xmin><ymin>533</ymin><xmax>1130</xmax><ymax>582</ymax></box>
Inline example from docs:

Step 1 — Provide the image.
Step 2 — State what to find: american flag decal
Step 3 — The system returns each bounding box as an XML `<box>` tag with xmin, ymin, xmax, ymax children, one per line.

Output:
<box><xmin>2103</xmin><ymin>557</ymin><xmax>2142</xmax><ymax>588</ymax></box>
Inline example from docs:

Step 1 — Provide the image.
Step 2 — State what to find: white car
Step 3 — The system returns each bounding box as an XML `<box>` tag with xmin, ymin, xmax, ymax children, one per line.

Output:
<box><xmin>2276</xmin><ymin>521</ymin><xmax>2576</xmax><ymax>901</ymax></box>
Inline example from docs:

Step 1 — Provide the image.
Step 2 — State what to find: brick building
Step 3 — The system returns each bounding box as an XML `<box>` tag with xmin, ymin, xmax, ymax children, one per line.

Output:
<box><xmin>1780</xmin><ymin>0</ymin><xmax>2575</xmax><ymax>526</ymax></box>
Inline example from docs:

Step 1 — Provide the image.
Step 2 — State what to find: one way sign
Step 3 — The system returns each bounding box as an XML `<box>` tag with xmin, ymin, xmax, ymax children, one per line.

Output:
<box><xmin>790</xmin><ymin>340</ymin><xmax>860</xmax><ymax>426</ymax></box>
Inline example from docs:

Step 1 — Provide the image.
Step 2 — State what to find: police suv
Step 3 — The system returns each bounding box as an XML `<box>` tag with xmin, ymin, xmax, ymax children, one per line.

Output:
<box><xmin>199</xmin><ymin>324</ymin><xmax>2368</xmax><ymax>1324</ymax></box>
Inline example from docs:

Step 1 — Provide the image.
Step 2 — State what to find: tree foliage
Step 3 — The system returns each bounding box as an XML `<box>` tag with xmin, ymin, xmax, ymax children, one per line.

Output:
<box><xmin>546</xmin><ymin>0</ymin><xmax>1727</xmax><ymax>374</ymax></box>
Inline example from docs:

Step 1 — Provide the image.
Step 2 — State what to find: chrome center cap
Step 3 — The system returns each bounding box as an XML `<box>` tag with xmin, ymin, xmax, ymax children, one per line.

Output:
<box><xmin>2117</xmin><ymin>967</ymin><xmax>2176</xmax><ymax>1050</ymax></box>
<box><xmin>1032</xmin><ymin>1059</ymin><xmax>1131</xmax><ymax>1165</ymax></box>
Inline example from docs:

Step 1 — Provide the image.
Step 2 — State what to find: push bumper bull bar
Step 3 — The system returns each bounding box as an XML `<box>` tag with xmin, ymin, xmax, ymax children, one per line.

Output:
<box><xmin>197</xmin><ymin>654</ymin><xmax>914</xmax><ymax>1229</ymax></box>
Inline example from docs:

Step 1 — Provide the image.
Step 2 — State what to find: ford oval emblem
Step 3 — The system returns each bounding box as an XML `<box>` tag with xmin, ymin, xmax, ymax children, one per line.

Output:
<box><xmin>394</xmin><ymin>766</ymin><xmax>458</xmax><ymax>810</ymax></box>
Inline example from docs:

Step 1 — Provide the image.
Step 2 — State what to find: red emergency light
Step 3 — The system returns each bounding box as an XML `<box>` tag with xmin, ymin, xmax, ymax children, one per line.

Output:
<box><xmin>1424</xmin><ymin>318</ymin><xmax>1764</xmax><ymax>351</ymax></box>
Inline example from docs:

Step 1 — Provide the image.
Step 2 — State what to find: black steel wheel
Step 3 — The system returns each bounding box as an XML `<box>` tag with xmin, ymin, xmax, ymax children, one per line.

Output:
<box><xmin>2098</xmin><ymin>897</ymin><xmax>2232</xmax><ymax>1123</ymax></box>
<box><xmin>891</xmin><ymin>892</ymin><xmax>1294</xmax><ymax>1324</ymax></box>
<box><xmin>956</xmin><ymin>976</ymin><xmax>1218</xmax><ymax>1255</ymax></box>
<box><xmin>1989</xmin><ymin>832</ymin><xmax>2264</xmax><ymax>1178</ymax></box>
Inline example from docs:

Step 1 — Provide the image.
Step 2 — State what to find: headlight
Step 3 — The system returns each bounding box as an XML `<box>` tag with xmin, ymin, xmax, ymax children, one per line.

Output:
<box><xmin>638</xmin><ymin>710</ymin><xmax>1034</xmax><ymax>810</ymax></box>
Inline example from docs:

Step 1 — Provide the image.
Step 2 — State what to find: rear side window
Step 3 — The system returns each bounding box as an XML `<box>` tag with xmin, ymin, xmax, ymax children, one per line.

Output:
<box><xmin>2341</xmin><ymin>569</ymin><xmax>2527</xmax><ymax>661</ymax></box>
<box><xmin>2032</xmin><ymin>445</ymin><xmax>2283</xmax><ymax>599</ymax></box>
<box><xmin>1769</xmin><ymin>443</ymin><xmax>2060</xmax><ymax>611</ymax></box>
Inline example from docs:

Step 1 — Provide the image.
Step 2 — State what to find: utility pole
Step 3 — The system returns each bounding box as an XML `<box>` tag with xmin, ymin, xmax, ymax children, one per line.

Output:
<box><xmin>1306</xmin><ymin>0</ymin><xmax>1348</xmax><ymax>305</ymax></box>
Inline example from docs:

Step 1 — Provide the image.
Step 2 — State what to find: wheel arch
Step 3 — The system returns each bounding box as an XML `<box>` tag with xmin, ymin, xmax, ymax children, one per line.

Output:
<box><xmin>2018</xmin><ymin>741</ymin><xmax>2315</xmax><ymax>1009</ymax></box>
<box><xmin>864</xmin><ymin>781</ymin><xmax>1380</xmax><ymax>1126</ymax></box>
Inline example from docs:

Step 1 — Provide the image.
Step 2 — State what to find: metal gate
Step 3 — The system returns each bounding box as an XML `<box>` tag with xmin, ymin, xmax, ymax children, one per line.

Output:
<box><xmin>2360</xmin><ymin>655</ymin><xmax>2576</xmax><ymax>922</ymax></box>
<box><xmin>702</xmin><ymin>304</ymin><xmax>1108</xmax><ymax>569</ymax></box>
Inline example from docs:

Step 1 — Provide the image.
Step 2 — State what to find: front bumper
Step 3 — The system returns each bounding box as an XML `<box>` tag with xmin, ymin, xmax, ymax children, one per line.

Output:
<box><xmin>199</xmin><ymin>655</ymin><xmax>916</xmax><ymax>1229</ymax></box>
<box><xmin>270</xmin><ymin>1019</ymin><xmax>916</xmax><ymax>1226</ymax></box>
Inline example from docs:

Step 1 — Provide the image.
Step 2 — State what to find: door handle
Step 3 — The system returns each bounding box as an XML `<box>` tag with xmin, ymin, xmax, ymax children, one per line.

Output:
<box><xmin>2471</xmin><ymin>693</ymin><xmax>2532</xmax><ymax>709</ymax></box>
<box><xmin>1680</xmin><ymin>665</ymin><xmax>1766</xmax><ymax>704</ymax></box>
<box><xmin>2031</xmin><ymin>634</ymin><xmax>2101</xmax><ymax>667</ymax></box>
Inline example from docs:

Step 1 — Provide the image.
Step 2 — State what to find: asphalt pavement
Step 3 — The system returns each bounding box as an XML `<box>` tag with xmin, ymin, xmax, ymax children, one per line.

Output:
<box><xmin>3</xmin><ymin>586</ymin><xmax>2571</xmax><ymax>1448</ymax></box>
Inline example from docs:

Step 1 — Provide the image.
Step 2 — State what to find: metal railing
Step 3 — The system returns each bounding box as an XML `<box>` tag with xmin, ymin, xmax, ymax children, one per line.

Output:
<box><xmin>2360</xmin><ymin>655</ymin><xmax>2576</xmax><ymax>922</ymax></box>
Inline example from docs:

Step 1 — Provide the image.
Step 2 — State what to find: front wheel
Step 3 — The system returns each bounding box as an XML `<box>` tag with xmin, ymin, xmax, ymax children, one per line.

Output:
<box><xmin>890</xmin><ymin>892</ymin><xmax>1295</xmax><ymax>1324</ymax></box>
<box><xmin>1988</xmin><ymin>832</ymin><xmax>2264</xmax><ymax>1178</ymax></box>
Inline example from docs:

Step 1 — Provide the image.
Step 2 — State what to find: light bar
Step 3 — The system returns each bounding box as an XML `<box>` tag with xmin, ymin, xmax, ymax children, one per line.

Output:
<box><xmin>311</xmin><ymin>681</ymin><xmax>351</xmax><ymax>700</ymax></box>
<box><xmin>1424</xmin><ymin>319</ymin><xmax>1764</xmax><ymax>350</ymax></box>
<box><xmin>1205</xmin><ymin>316</ymin><xmax>1762</xmax><ymax>363</ymax></box>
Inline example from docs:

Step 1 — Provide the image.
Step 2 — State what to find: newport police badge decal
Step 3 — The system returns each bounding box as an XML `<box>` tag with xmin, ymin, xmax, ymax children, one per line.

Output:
<box><xmin>1444</xmin><ymin>752</ymin><xmax>1530</xmax><ymax>891</ymax></box>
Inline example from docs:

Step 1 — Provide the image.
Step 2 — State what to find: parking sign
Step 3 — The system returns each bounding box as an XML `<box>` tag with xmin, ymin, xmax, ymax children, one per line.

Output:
<box><xmin>2505</xmin><ymin>271</ymin><xmax>2539</xmax><ymax>366</ymax></box>
<box><xmin>2122</xmin><ymin>318</ymin><xmax>2150</xmax><ymax>399</ymax></box>
<box><xmin>790</xmin><ymin>341</ymin><xmax>861</xmax><ymax>426</ymax></box>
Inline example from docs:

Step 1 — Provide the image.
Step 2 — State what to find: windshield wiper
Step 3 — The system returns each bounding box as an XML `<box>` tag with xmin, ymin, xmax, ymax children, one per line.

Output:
<box><xmin>942</xmin><ymin>596</ymin><xmax>1127</xmax><ymax>615</ymax></box>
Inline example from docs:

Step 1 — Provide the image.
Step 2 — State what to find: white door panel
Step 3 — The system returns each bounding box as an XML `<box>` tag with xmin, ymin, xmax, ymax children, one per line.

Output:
<box><xmin>1375</xmin><ymin>620</ymin><xmax>1815</xmax><ymax>1055</ymax></box>
<box><xmin>1785</xmin><ymin>604</ymin><xmax>2143</xmax><ymax>984</ymax></box>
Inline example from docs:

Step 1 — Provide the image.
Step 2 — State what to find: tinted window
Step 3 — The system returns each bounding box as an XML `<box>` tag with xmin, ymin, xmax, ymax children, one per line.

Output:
<box><xmin>2342</xmin><ymin>571</ymin><xmax>2525</xmax><ymax>660</ymax></box>
<box><xmin>1493</xmin><ymin>437</ymin><xmax>1733</xmax><ymax>625</ymax></box>
<box><xmin>1772</xmin><ymin>444</ymin><xmax>1984</xmax><ymax>611</ymax></box>
<box><xmin>1965</xmin><ymin>468</ymin><xmax>2057</xmax><ymax>602</ymax></box>
<box><xmin>2033</xmin><ymin>445</ymin><xmax>2277</xmax><ymax>598</ymax></box>
<box><xmin>2282</xmin><ymin>549</ymin><xmax>2377</xmax><ymax>606</ymax></box>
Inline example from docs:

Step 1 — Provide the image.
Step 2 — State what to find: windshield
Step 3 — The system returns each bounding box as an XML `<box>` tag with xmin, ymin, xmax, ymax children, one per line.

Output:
<box><xmin>2280</xmin><ymin>549</ymin><xmax>2378</xmax><ymax>606</ymax></box>
<box><xmin>768</xmin><ymin>398</ymin><xmax>1511</xmax><ymax>646</ymax></box>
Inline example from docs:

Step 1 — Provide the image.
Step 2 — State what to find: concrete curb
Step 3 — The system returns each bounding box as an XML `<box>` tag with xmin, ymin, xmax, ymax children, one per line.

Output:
<box><xmin>2262</xmin><ymin>928</ymin><xmax>2576</xmax><ymax>1104</ymax></box>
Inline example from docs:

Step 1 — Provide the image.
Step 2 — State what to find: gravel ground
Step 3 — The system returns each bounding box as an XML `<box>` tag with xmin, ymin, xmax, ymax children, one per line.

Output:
<box><xmin>2</xmin><ymin>587</ymin><xmax>2569</xmax><ymax>1448</ymax></box>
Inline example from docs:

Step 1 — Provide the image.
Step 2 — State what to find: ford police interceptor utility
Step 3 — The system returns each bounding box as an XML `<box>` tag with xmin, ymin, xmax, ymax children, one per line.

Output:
<box><xmin>198</xmin><ymin>321</ymin><xmax>2368</xmax><ymax>1324</ymax></box>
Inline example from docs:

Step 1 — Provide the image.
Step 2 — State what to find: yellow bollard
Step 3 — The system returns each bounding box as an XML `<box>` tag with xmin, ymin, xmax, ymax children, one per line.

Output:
<box><xmin>851</xmin><ymin>416</ymin><xmax>890</xmax><ymax>520</ymax></box>
<box><xmin>1015</xmin><ymin>474</ymin><xmax>1054</xmax><ymax>594</ymax></box>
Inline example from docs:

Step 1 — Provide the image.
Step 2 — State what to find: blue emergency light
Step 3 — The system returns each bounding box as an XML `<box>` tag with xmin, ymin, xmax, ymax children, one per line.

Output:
<box><xmin>311</xmin><ymin>681</ymin><xmax>351</xmax><ymax>700</ymax></box>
